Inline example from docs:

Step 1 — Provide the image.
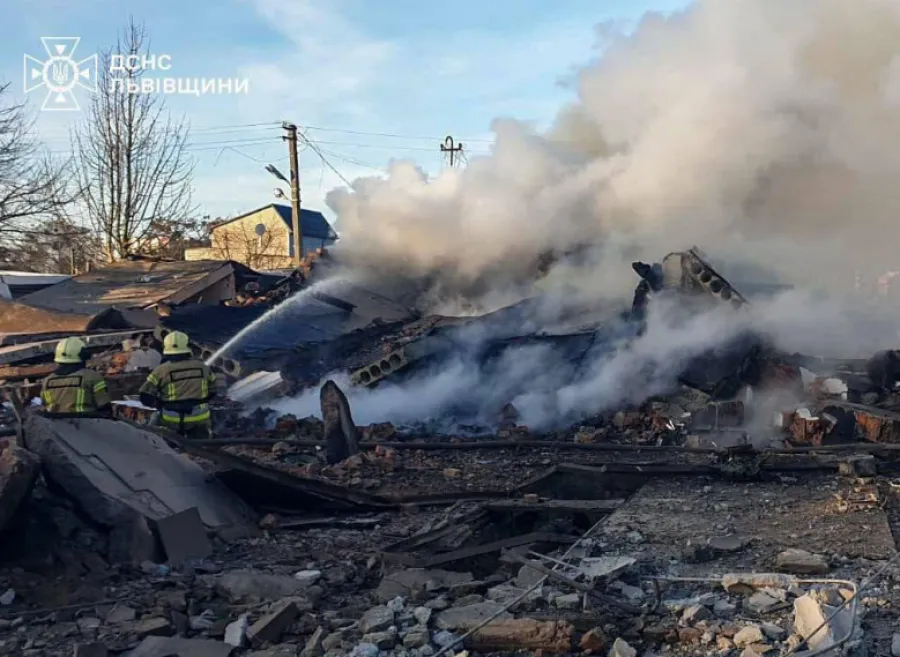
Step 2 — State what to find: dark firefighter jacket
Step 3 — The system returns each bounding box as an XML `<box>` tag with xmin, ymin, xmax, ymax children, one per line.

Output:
<box><xmin>41</xmin><ymin>366</ymin><xmax>111</xmax><ymax>416</ymax></box>
<box><xmin>139</xmin><ymin>357</ymin><xmax>217</xmax><ymax>426</ymax></box>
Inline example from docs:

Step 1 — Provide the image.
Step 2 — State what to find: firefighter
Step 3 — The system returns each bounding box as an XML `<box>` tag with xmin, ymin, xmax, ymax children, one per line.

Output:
<box><xmin>139</xmin><ymin>331</ymin><xmax>217</xmax><ymax>439</ymax></box>
<box><xmin>41</xmin><ymin>337</ymin><xmax>111</xmax><ymax>417</ymax></box>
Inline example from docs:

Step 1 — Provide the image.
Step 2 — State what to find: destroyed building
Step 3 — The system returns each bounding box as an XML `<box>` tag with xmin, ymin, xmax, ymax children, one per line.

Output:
<box><xmin>1</xmin><ymin>247</ymin><xmax>900</xmax><ymax>657</ymax></box>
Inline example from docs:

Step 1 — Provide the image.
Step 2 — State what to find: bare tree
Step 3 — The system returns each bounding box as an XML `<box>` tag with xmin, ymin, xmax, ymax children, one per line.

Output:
<box><xmin>0</xmin><ymin>82</ymin><xmax>78</xmax><ymax>240</ymax></box>
<box><xmin>72</xmin><ymin>19</ymin><xmax>195</xmax><ymax>261</ymax></box>
<box><xmin>0</xmin><ymin>216</ymin><xmax>101</xmax><ymax>273</ymax></box>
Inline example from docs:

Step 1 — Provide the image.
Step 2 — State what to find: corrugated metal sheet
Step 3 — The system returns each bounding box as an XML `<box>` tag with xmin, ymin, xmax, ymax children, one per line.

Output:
<box><xmin>161</xmin><ymin>303</ymin><xmax>348</xmax><ymax>356</ymax></box>
<box><xmin>161</xmin><ymin>281</ymin><xmax>417</xmax><ymax>358</ymax></box>
<box><xmin>18</xmin><ymin>258</ymin><xmax>235</xmax><ymax>315</ymax></box>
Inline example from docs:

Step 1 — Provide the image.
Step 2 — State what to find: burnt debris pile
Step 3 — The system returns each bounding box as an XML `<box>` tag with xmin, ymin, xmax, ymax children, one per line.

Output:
<box><xmin>2</xmin><ymin>248</ymin><xmax>900</xmax><ymax>656</ymax></box>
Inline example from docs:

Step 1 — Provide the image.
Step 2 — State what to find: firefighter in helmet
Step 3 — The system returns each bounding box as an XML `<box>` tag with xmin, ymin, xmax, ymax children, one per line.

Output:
<box><xmin>41</xmin><ymin>337</ymin><xmax>112</xmax><ymax>417</ymax></box>
<box><xmin>139</xmin><ymin>331</ymin><xmax>217</xmax><ymax>439</ymax></box>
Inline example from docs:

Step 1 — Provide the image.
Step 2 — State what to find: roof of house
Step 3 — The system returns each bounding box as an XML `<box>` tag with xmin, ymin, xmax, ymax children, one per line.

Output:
<box><xmin>211</xmin><ymin>204</ymin><xmax>338</xmax><ymax>241</ymax></box>
<box><xmin>0</xmin><ymin>298</ymin><xmax>133</xmax><ymax>337</ymax></box>
<box><xmin>161</xmin><ymin>279</ymin><xmax>415</xmax><ymax>358</ymax></box>
<box><xmin>17</xmin><ymin>257</ymin><xmax>245</xmax><ymax>315</ymax></box>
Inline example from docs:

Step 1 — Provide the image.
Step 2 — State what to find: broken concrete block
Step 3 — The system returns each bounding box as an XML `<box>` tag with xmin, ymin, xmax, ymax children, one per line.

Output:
<box><xmin>746</xmin><ymin>591</ymin><xmax>781</xmax><ymax>613</ymax></box>
<box><xmin>321</xmin><ymin>631</ymin><xmax>345</xmax><ymax>652</ymax></box>
<box><xmin>361</xmin><ymin>631</ymin><xmax>396</xmax><ymax>650</ymax></box>
<box><xmin>553</xmin><ymin>593</ymin><xmax>581</xmax><ymax>610</ymax></box>
<box><xmin>775</xmin><ymin>549</ymin><xmax>830</xmax><ymax>575</ymax></box>
<box><xmin>678</xmin><ymin>627</ymin><xmax>703</xmax><ymax>644</ymax></box>
<box><xmin>248</xmin><ymin>599</ymin><xmax>299</xmax><ymax>647</ymax></box>
<box><xmin>468</xmin><ymin>618</ymin><xmax>575</xmax><ymax>653</ymax></box>
<box><xmin>0</xmin><ymin>444</ymin><xmax>40</xmax><ymax>535</ymax></box>
<box><xmin>839</xmin><ymin>455</ymin><xmax>878</xmax><ymax>478</ymax></box>
<box><xmin>714</xmin><ymin>599</ymin><xmax>737</xmax><ymax>616</ymax></box>
<box><xmin>154</xmin><ymin>507</ymin><xmax>212</xmax><ymax>566</ymax></box>
<box><xmin>106</xmin><ymin>603</ymin><xmax>137</xmax><ymax>623</ymax></box>
<box><xmin>722</xmin><ymin>573</ymin><xmax>794</xmax><ymax>594</ymax></box>
<box><xmin>375</xmin><ymin>569</ymin><xmax>474</xmax><ymax>602</ymax></box>
<box><xmin>403</xmin><ymin>627</ymin><xmax>430</xmax><ymax>649</ymax></box>
<box><xmin>609</xmin><ymin>581</ymin><xmax>645</xmax><ymax>604</ymax></box>
<box><xmin>576</xmin><ymin>556</ymin><xmax>636</xmax><ymax>581</ymax></box>
<box><xmin>682</xmin><ymin>604</ymin><xmax>711</xmax><ymax>624</ymax></box>
<box><xmin>125</xmin><ymin>636</ymin><xmax>235</xmax><ymax>657</ymax></box>
<box><xmin>211</xmin><ymin>571</ymin><xmax>316</xmax><ymax>602</ymax></box>
<box><xmin>293</xmin><ymin>570</ymin><xmax>322</xmax><ymax>587</ymax></box>
<box><xmin>707</xmin><ymin>534</ymin><xmax>748</xmax><ymax>553</ymax></box>
<box><xmin>320</xmin><ymin>381</ymin><xmax>360</xmax><ymax>465</ymax></box>
<box><xmin>348</xmin><ymin>643</ymin><xmax>379</xmax><ymax>657</ymax></box>
<box><xmin>609</xmin><ymin>637</ymin><xmax>637</xmax><ymax>657</ymax></box>
<box><xmin>224</xmin><ymin>615</ymin><xmax>249</xmax><ymax>648</ymax></box>
<box><xmin>580</xmin><ymin>627</ymin><xmax>610</xmax><ymax>653</ymax></box>
<box><xmin>301</xmin><ymin>626</ymin><xmax>327</xmax><ymax>657</ymax></box>
<box><xmin>412</xmin><ymin>606</ymin><xmax>432</xmax><ymax>626</ymax></box>
<box><xmin>793</xmin><ymin>594</ymin><xmax>835</xmax><ymax>651</ymax></box>
<box><xmin>246</xmin><ymin>646</ymin><xmax>300</xmax><ymax>657</ymax></box>
<box><xmin>359</xmin><ymin>606</ymin><xmax>394</xmax><ymax>634</ymax></box>
<box><xmin>23</xmin><ymin>415</ymin><xmax>255</xmax><ymax>564</ymax></box>
<box><xmin>760</xmin><ymin>622</ymin><xmax>787</xmax><ymax>641</ymax></box>
<box><xmin>73</xmin><ymin>643</ymin><xmax>108</xmax><ymax>657</ymax></box>
<box><xmin>434</xmin><ymin>601</ymin><xmax>511</xmax><ymax>631</ymax></box>
<box><xmin>134</xmin><ymin>617</ymin><xmax>175</xmax><ymax>638</ymax></box>
<box><xmin>515</xmin><ymin>561</ymin><xmax>545</xmax><ymax>589</ymax></box>
<box><xmin>733</xmin><ymin>625</ymin><xmax>764</xmax><ymax>647</ymax></box>
<box><xmin>892</xmin><ymin>633</ymin><xmax>900</xmax><ymax>657</ymax></box>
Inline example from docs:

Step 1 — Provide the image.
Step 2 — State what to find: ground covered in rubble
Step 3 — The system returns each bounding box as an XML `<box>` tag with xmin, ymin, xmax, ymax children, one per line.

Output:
<box><xmin>2</xmin><ymin>457</ymin><xmax>900</xmax><ymax>657</ymax></box>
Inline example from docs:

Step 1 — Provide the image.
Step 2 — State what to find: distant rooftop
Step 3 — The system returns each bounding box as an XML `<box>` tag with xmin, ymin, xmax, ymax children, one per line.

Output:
<box><xmin>212</xmin><ymin>203</ymin><xmax>338</xmax><ymax>241</ymax></box>
<box><xmin>17</xmin><ymin>257</ymin><xmax>251</xmax><ymax>315</ymax></box>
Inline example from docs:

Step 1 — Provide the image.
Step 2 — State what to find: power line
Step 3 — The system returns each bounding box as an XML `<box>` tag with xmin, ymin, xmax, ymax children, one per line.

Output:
<box><xmin>190</xmin><ymin>121</ymin><xmax>281</xmax><ymax>133</ymax></box>
<box><xmin>299</xmin><ymin>134</ymin><xmax>353</xmax><ymax>187</ymax></box>
<box><xmin>300</xmin><ymin>139</ymin><xmax>491</xmax><ymax>153</ymax></box>
<box><xmin>301</xmin><ymin>124</ymin><xmax>494</xmax><ymax>143</ymax></box>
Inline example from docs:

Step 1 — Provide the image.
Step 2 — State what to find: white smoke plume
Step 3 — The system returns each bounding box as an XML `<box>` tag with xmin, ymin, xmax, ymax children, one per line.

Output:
<box><xmin>266</xmin><ymin>0</ymin><xmax>900</xmax><ymax>431</ymax></box>
<box><xmin>329</xmin><ymin>0</ymin><xmax>900</xmax><ymax>304</ymax></box>
<box><xmin>270</xmin><ymin>288</ymin><xmax>900</xmax><ymax>432</ymax></box>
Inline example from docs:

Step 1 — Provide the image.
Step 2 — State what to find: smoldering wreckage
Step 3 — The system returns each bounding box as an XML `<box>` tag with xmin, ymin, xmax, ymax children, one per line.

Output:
<box><xmin>3</xmin><ymin>248</ymin><xmax>900</xmax><ymax>657</ymax></box>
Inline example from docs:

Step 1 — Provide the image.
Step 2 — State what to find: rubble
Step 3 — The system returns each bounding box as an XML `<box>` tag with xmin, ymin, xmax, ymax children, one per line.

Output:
<box><xmin>211</xmin><ymin>571</ymin><xmax>318</xmax><ymax>602</ymax></box>
<box><xmin>4</xmin><ymin>250</ymin><xmax>900</xmax><ymax>657</ymax></box>
<box><xmin>22</xmin><ymin>415</ymin><xmax>256</xmax><ymax>563</ymax></box>
<box><xmin>0</xmin><ymin>442</ymin><xmax>40</xmax><ymax>534</ymax></box>
<box><xmin>467</xmin><ymin>618</ymin><xmax>575</xmax><ymax>652</ymax></box>
<box><xmin>775</xmin><ymin>549</ymin><xmax>830</xmax><ymax>575</ymax></box>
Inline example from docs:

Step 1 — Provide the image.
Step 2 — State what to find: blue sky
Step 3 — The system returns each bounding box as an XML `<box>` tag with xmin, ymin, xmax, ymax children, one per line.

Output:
<box><xmin>1</xmin><ymin>0</ymin><xmax>691</xmax><ymax>224</ymax></box>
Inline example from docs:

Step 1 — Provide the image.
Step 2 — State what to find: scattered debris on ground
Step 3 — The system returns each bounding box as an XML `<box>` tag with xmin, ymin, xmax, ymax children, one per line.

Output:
<box><xmin>2</xmin><ymin>248</ymin><xmax>900</xmax><ymax>656</ymax></box>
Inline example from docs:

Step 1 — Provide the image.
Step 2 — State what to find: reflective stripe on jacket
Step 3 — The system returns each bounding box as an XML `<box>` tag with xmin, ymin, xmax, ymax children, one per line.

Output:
<box><xmin>140</xmin><ymin>359</ymin><xmax>216</xmax><ymax>423</ymax></box>
<box><xmin>41</xmin><ymin>368</ymin><xmax>111</xmax><ymax>414</ymax></box>
<box><xmin>160</xmin><ymin>404</ymin><xmax>211</xmax><ymax>424</ymax></box>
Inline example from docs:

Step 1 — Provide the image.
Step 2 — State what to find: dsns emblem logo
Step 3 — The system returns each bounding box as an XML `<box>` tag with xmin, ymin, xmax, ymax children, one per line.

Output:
<box><xmin>24</xmin><ymin>37</ymin><xmax>97</xmax><ymax>111</ymax></box>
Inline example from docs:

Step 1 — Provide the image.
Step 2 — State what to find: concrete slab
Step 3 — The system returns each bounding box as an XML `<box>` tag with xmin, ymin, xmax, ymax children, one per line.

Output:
<box><xmin>601</xmin><ymin>474</ymin><xmax>894</xmax><ymax>571</ymax></box>
<box><xmin>154</xmin><ymin>507</ymin><xmax>212</xmax><ymax>565</ymax></box>
<box><xmin>125</xmin><ymin>636</ymin><xmax>234</xmax><ymax>657</ymax></box>
<box><xmin>23</xmin><ymin>415</ymin><xmax>256</xmax><ymax>563</ymax></box>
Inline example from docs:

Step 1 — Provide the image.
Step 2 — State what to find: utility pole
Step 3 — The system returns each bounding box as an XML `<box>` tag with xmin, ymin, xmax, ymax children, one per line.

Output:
<box><xmin>283</xmin><ymin>121</ymin><xmax>303</xmax><ymax>267</ymax></box>
<box><xmin>440</xmin><ymin>135</ymin><xmax>464</xmax><ymax>168</ymax></box>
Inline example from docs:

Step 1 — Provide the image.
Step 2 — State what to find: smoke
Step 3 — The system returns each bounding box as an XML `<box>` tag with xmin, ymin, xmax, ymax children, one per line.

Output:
<box><xmin>271</xmin><ymin>286</ymin><xmax>900</xmax><ymax>432</ymax></box>
<box><xmin>328</xmin><ymin>0</ymin><xmax>900</xmax><ymax>306</ymax></box>
<box><xmin>267</xmin><ymin>0</ymin><xmax>900</xmax><ymax>432</ymax></box>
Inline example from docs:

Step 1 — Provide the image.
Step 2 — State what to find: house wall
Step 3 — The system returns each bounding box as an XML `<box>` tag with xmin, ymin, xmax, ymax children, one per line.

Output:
<box><xmin>207</xmin><ymin>207</ymin><xmax>294</xmax><ymax>270</ymax></box>
<box><xmin>183</xmin><ymin>207</ymin><xmax>336</xmax><ymax>268</ymax></box>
